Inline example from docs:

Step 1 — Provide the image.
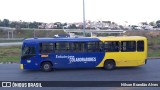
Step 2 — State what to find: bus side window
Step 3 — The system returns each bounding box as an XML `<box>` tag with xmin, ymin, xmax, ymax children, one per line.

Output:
<box><xmin>55</xmin><ymin>42</ymin><xmax>70</xmax><ymax>53</ymax></box>
<box><xmin>137</xmin><ymin>41</ymin><xmax>144</xmax><ymax>51</ymax></box>
<box><xmin>40</xmin><ymin>43</ymin><xmax>54</xmax><ymax>54</ymax></box>
<box><xmin>104</xmin><ymin>41</ymin><xmax>119</xmax><ymax>52</ymax></box>
<box><xmin>71</xmin><ymin>42</ymin><xmax>86</xmax><ymax>52</ymax></box>
<box><xmin>87</xmin><ymin>42</ymin><xmax>96</xmax><ymax>52</ymax></box>
<box><xmin>121</xmin><ymin>41</ymin><xmax>136</xmax><ymax>52</ymax></box>
<box><xmin>87</xmin><ymin>42</ymin><xmax>103</xmax><ymax>52</ymax></box>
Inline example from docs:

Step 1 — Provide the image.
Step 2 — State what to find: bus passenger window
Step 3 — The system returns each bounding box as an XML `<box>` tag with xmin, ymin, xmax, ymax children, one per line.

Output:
<box><xmin>137</xmin><ymin>41</ymin><xmax>144</xmax><ymax>51</ymax></box>
<box><xmin>40</xmin><ymin>43</ymin><xmax>54</xmax><ymax>54</ymax></box>
<box><xmin>104</xmin><ymin>41</ymin><xmax>119</xmax><ymax>52</ymax></box>
<box><xmin>71</xmin><ymin>42</ymin><xmax>86</xmax><ymax>52</ymax></box>
<box><xmin>121</xmin><ymin>41</ymin><xmax>136</xmax><ymax>52</ymax></box>
<box><xmin>55</xmin><ymin>42</ymin><xmax>70</xmax><ymax>53</ymax></box>
<box><xmin>87</xmin><ymin>42</ymin><xmax>103</xmax><ymax>52</ymax></box>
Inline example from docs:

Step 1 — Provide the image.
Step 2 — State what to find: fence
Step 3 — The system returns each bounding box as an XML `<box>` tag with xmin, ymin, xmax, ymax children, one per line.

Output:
<box><xmin>0</xmin><ymin>29</ymin><xmax>66</xmax><ymax>38</ymax></box>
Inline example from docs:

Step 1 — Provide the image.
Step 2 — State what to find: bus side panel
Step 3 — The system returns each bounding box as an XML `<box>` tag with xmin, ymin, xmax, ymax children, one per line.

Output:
<box><xmin>96</xmin><ymin>52</ymin><xmax>147</xmax><ymax>67</ymax></box>
<box><xmin>97</xmin><ymin>38</ymin><xmax>147</xmax><ymax>67</ymax></box>
<box><xmin>52</xmin><ymin>52</ymin><xmax>105</xmax><ymax>68</ymax></box>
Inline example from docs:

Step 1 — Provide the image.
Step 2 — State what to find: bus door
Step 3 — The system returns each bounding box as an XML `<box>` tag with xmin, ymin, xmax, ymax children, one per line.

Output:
<box><xmin>39</xmin><ymin>43</ymin><xmax>54</xmax><ymax>66</ymax></box>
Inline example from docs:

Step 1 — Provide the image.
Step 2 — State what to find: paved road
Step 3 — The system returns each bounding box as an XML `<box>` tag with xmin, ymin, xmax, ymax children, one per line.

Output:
<box><xmin>0</xmin><ymin>42</ymin><xmax>22</xmax><ymax>46</ymax></box>
<box><xmin>0</xmin><ymin>59</ymin><xmax>160</xmax><ymax>90</ymax></box>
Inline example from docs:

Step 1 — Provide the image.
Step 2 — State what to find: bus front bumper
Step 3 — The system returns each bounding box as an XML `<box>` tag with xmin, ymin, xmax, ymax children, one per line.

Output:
<box><xmin>20</xmin><ymin>64</ymin><xmax>24</xmax><ymax>70</ymax></box>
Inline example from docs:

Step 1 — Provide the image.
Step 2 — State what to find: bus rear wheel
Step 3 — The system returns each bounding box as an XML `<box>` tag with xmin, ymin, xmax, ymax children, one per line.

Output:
<box><xmin>104</xmin><ymin>60</ymin><xmax>115</xmax><ymax>70</ymax></box>
<box><xmin>41</xmin><ymin>62</ymin><xmax>52</xmax><ymax>72</ymax></box>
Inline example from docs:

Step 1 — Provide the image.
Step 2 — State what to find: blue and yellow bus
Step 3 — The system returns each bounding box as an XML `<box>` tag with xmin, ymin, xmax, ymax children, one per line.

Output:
<box><xmin>20</xmin><ymin>36</ymin><xmax>147</xmax><ymax>71</ymax></box>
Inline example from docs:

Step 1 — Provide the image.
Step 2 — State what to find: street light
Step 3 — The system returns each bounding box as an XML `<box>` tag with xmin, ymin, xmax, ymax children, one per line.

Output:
<box><xmin>83</xmin><ymin>0</ymin><xmax>86</xmax><ymax>37</ymax></box>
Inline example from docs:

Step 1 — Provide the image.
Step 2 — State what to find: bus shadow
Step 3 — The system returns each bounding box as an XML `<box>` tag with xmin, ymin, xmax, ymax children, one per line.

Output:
<box><xmin>115</xmin><ymin>66</ymin><xmax>144</xmax><ymax>70</ymax></box>
<box><xmin>20</xmin><ymin>66</ymin><xmax>144</xmax><ymax>73</ymax></box>
<box><xmin>54</xmin><ymin>68</ymin><xmax>103</xmax><ymax>72</ymax></box>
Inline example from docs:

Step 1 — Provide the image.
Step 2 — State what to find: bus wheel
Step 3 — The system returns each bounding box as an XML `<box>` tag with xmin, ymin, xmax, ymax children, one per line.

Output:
<box><xmin>41</xmin><ymin>62</ymin><xmax>52</xmax><ymax>72</ymax></box>
<box><xmin>104</xmin><ymin>60</ymin><xmax>115</xmax><ymax>70</ymax></box>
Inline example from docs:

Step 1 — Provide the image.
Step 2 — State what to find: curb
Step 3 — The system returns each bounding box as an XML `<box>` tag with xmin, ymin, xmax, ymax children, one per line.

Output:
<box><xmin>147</xmin><ymin>57</ymin><xmax>160</xmax><ymax>59</ymax></box>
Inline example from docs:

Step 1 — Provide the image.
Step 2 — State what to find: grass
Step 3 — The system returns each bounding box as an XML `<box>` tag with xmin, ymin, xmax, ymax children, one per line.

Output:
<box><xmin>148</xmin><ymin>51</ymin><xmax>160</xmax><ymax>57</ymax></box>
<box><xmin>0</xmin><ymin>46</ymin><xmax>21</xmax><ymax>63</ymax></box>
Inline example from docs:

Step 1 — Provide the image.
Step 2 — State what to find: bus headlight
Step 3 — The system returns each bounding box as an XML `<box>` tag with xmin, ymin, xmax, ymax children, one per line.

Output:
<box><xmin>27</xmin><ymin>60</ymin><xmax>31</xmax><ymax>63</ymax></box>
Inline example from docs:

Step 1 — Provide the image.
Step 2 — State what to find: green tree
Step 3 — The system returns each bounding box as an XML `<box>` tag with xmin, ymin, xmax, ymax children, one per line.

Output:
<box><xmin>0</xmin><ymin>20</ymin><xmax>3</xmax><ymax>26</ymax></box>
<box><xmin>10</xmin><ymin>21</ymin><xmax>17</xmax><ymax>28</ymax></box>
<box><xmin>2</xmin><ymin>19</ymin><xmax>10</xmax><ymax>27</ymax></box>
<box><xmin>149</xmin><ymin>21</ymin><xmax>155</xmax><ymax>26</ymax></box>
<box><xmin>156</xmin><ymin>20</ymin><xmax>160</xmax><ymax>27</ymax></box>
<box><xmin>69</xmin><ymin>24</ymin><xmax>77</xmax><ymax>29</ymax></box>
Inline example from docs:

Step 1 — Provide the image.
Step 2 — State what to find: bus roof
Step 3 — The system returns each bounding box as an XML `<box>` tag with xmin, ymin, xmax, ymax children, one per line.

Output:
<box><xmin>23</xmin><ymin>36</ymin><xmax>147</xmax><ymax>43</ymax></box>
<box><xmin>98</xmin><ymin>36</ymin><xmax>147</xmax><ymax>41</ymax></box>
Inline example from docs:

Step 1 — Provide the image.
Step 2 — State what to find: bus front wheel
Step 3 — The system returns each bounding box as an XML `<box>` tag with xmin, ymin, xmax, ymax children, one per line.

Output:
<box><xmin>41</xmin><ymin>62</ymin><xmax>52</xmax><ymax>72</ymax></box>
<box><xmin>104</xmin><ymin>60</ymin><xmax>115</xmax><ymax>70</ymax></box>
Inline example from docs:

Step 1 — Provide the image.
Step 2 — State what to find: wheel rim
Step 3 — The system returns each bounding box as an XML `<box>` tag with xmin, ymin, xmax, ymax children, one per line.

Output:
<box><xmin>44</xmin><ymin>64</ymin><xmax>50</xmax><ymax>70</ymax></box>
<box><xmin>107</xmin><ymin>63</ymin><xmax>113</xmax><ymax>69</ymax></box>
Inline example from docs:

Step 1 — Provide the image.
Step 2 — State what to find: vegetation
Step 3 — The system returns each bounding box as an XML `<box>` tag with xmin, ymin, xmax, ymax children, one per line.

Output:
<box><xmin>0</xmin><ymin>46</ymin><xmax>21</xmax><ymax>63</ymax></box>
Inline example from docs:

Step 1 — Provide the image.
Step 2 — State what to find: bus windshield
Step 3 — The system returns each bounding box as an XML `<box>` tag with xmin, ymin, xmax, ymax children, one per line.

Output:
<box><xmin>22</xmin><ymin>46</ymin><xmax>36</xmax><ymax>56</ymax></box>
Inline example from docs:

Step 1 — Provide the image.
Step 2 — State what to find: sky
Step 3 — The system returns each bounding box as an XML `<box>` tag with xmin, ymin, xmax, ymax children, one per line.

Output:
<box><xmin>0</xmin><ymin>0</ymin><xmax>160</xmax><ymax>25</ymax></box>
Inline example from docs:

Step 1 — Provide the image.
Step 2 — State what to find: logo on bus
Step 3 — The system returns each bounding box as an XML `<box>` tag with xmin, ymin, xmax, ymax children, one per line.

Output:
<box><xmin>56</xmin><ymin>55</ymin><xmax>96</xmax><ymax>63</ymax></box>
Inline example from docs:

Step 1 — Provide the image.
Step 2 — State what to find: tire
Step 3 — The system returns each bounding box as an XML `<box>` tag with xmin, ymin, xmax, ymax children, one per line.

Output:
<box><xmin>41</xmin><ymin>62</ymin><xmax>52</xmax><ymax>72</ymax></box>
<box><xmin>104</xmin><ymin>60</ymin><xmax>115</xmax><ymax>70</ymax></box>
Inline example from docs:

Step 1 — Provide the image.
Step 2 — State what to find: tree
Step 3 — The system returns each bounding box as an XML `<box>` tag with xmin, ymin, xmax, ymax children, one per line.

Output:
<box><xmin>54</xmin><ymin>22</ymin><xmax>63</xmax><ymax>29</ymax></box>
<box><xmin>149</xmin><ymin>21</ymin><xmax>155</xmax><ymax>26</ymax></box>
<box><xmin>28</xmin><ymin>21</ymin><xmax>39</xmax><ymax>28</ymax></box>
<box><xmin>156</xmin><ymin>20</ymin><xmax>160</xmax><ymax>27</ymax></box>
<box><xmin>68</xmin><ymin>24</ymin><xmax>77</xmax><ymax>29</ymax></box>
<box><xmin>111</xmin><ymin>22</ymin><xmax>115</xmax><ymax>25</ymax></box>
<box><xmin>0</xmin><ymin>20</ymin><xmax>3</xmax><ymax>26</ymax></box>
<box><xmin>10</xmin><ymin>21</ymin><xmax>17</xmax><ymax>28</ymax></box>
<box><xmin>156</xmin><ymin>20</ymin><xmax>160</xmax><ymax>24</ymax></box>
<box><xmin>2</xmin><ymin>19</ymin><xmax>10</xmax><ymax>27</ymax></box>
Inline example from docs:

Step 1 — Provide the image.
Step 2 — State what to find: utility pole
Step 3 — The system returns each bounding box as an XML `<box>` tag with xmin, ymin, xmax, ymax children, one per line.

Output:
<box><xmin>83</xmin><ymin>0</ymin><xmax>86</xmax><ymax>37</ymax></box>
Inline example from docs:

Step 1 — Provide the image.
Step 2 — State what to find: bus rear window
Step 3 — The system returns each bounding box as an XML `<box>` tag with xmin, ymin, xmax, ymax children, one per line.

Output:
<box><xmin>137</xmin><ymin>41</ymin><xmax>144</xmax><ymax>51</ymax></box>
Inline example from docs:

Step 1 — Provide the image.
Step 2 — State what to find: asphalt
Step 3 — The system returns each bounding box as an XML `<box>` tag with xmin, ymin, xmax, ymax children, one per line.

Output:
<box><xmin>0</xmin><ymin>42</ymin><xmax>22</xmax><ymax>46</ymax></box>
<box><xmin>0</xmin><ymin>59</ymin><xmax>160</xmax><ymax>90</ymax></box>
